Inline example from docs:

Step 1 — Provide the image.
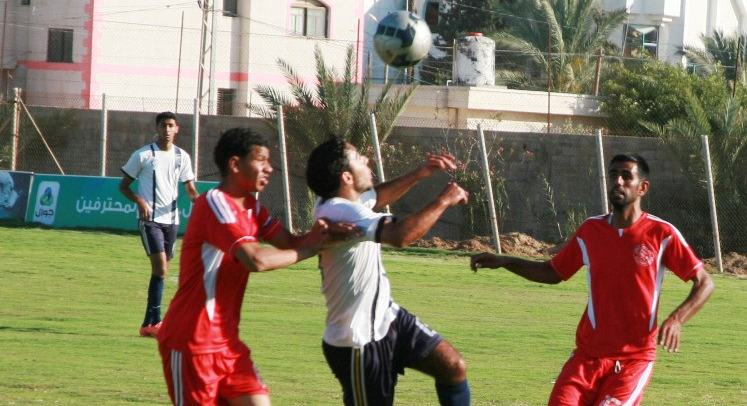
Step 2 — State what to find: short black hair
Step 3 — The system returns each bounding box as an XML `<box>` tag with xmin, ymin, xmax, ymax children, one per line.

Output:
<box><xmin>155</xmin><ymin>111</ymin><xmax>178</xmax><ymax>126</ymax></box>
<box><xmin>610</xmin><ymin>154</ymin><xmax>649</xmax><ymax>180</ymax></box>
<box><xmin>214</xmin><ymin>127</ymin><xmax>269</xmax><ymax>177</ymax></box>
<box><xmin>306</xmin><ymin>137</ymin><xmax>350</xmax><ymax>199</ymax></box>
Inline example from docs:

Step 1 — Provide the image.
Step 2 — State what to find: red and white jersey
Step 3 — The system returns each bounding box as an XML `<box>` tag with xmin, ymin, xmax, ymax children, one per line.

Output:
<box><xmin>550</xmin><ymin>213</ymin><xmax>703</xmax><ymax>360</ymax></box>
<box><xmin>158</xmin><ymin>188</ymin><xmax>281</xmax><ymax>354</ymax></box>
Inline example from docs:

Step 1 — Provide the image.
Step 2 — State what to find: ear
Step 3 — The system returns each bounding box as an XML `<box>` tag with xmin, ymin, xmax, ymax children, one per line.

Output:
<box><xmin>227</xmin><ymin>155</ymin><xmax>241</xmax><ymax>174</ymax></box>
<box><xmin>340</xmin><ymin>171</ymin><xmax>354</xmax><ymax>187</ymax></box>
<box><xmin>638</xmin><ymin>179</ymin><xmax>650</xmax><ymax>197</ymax></box>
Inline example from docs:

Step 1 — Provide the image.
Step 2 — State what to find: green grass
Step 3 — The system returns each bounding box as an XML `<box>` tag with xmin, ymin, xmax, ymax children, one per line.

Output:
<box><xmin>0</xmin><ymin>226</ymin><xmax>745</xmax><ymax>405</ymax></box>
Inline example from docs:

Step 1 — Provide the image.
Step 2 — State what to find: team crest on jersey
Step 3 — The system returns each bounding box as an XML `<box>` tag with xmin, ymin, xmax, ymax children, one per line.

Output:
<box><xmin>600</xmin><ymin>395</ymin><xmax>622</xmax><ymax>406</ymax></box>
<box><xmin>633</xmin><ymin>244</ymin><xmax>655</xmax><ymax>266</ymax></box>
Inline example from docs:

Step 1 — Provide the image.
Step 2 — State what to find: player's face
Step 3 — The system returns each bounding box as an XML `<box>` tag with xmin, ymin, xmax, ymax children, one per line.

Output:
<box><xmin>345</xmin><ymin>145</ymin><xmax>374</xmax><ymax>193</ymax></box>
<box><xmin>156</xmin><ymin>118</ymin><xmax>179</xmax><ymax>145</ymax></box>
<box><xmin>607</xmin><ymin>160</ymin><xmax>648</xmax><ymax>210</ymax></box>
<box><xmin>238</xmin><ymin>145</ymin><xmax>273</xmax><ymax>192</ymax></box>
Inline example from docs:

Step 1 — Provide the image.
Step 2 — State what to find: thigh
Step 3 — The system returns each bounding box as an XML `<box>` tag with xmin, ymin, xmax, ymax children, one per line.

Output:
<box><xmin>162</xmin><ymin>223</ymin><xmax>178</xmax><ymax>260</ymax></box>
<box><xmin>140</xmin><ymin>221</ymin><xmax>166</xmax><ymax>256</ymax></box>
<box><xmin>218</xmin><ymin>345</ymin><xmax>270</xmax><ymax>400</ymax></box>
<box><xmin>548</xmin><ymin>353</ymin><xmax>609</xmax><ymax>406</ymax></box>
<box><xmin>391</xmin><ymin>307</ymin><xmax>443</xmax><ymax>374</ymax></box>
<box><xmin>159</xmin><ymin>345</ymin><xmax>221</xmax><ymax>406</ymax></box>
<box><xmin>594</xmin><ymin>359</ymin><xmax>654</xmax><ymax>406</ymax></box>
<box><xmin>323</xmin><ymin>340</ymin><xmax>396</xmax><ymax>406</ymax></box>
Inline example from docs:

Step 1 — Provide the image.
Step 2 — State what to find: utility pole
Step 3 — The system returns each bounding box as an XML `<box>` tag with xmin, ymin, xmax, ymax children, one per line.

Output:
<box><xmin>196</xmin><ymin>0</ymin><xmax>211</xmax><ymax>113</ymax></box>
<box><xmin>733</xmin><ymin>35</ymin><xmax>742</xmax><ymax>98</ymax></box>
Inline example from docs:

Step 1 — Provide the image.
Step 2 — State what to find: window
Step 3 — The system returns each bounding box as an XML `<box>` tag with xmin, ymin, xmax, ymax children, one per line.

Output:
<box><xmin>623</xmin><ymin>25</ymin><xmax>658</xmax><ymax>58</ymax></box>
<box><xmin>20</xmin><ymin>0</ymin><xmax>30</xmax><ymax>5</ymax></box>
<box><xmin>425</xmin><ymin>1</ymin><xmax>440</xmax><ymax>31</ymax></box>
<box><xmin>290</xmin><ymin>0</ymin><xmax>327</xmax><ymax>38</ymax></box>
<box><xmin>223</xmin><ymin>0</ymin><xmax>237</xmax><ymax>17</ymax></box>
<box><xmin>47</xmin><ymin>29</ymin><xmax>74</xmax><ymax>63</ymax></box>
<box><xmin>217</xmin><ymin>88</ymin><xmax>235</xmax><ymax>116</ymax></box>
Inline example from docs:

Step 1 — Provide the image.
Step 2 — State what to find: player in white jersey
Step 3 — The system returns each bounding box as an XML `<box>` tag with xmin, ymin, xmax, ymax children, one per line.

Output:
<box><xmin>306</xmin><ymin>137</ymin><xmax>472</xmax><ymax>406</ymax></box>
<box><xmin>119</xmin><ymin>111</ymin><xmax>199</xmax><ymax>338</ymax></box>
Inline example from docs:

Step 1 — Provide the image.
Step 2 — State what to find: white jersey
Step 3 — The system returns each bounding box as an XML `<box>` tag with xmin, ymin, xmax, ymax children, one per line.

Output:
<box><xmin>315</xmin><ymin>189</ymin><xmax>399</xmax><ymax>348</ymax></box>
<box><xmin>121</xmin><ymin>142</ymin><xmax>195</xmax><ymax>225</ymax></box>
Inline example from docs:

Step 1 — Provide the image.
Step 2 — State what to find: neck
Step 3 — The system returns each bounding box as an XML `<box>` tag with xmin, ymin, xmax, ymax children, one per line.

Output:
<box><xmin>218</xmin><ymin>181</ymin><xmax>254</xmax><ymax>207</ymax></box>
<box><xmin>336</xmin><ymin>186</ymin><xmax>360</xmax><ymax>202</ymax></box>
<box><xmin>610</xmin><ymin>204</ymin><xmax>643</xmax><ymax>228</ymax></box>
<box><xmin>156</xmin><ymin>139</ymin><xmax>172</xmax><ymax>151</ymax></box>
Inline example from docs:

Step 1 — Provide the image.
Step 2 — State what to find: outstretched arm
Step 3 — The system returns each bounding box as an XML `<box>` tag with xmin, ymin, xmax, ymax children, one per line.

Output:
<box><xmin>235</xmin><ymin>219</ymin><xmax>329</xmax><ymax>272</ymax></box>
<box><xmin>658</xmin><ymin>268</ymin><xmax>714</xmax><ymax>352</ymax></box>
<box><xmin>378</xmin><ymin>181</ymin><xmax>468</xmax><ymax>248</ymax></box>
<box><xmin>470</xmin><ymin>253</ymin><xmax>562</xmax><ymax>284</ymax></box>
<box><xmin>373</xmin><ymin>153</ymin><xmax>457</xmax><ymax>211</ymax></box>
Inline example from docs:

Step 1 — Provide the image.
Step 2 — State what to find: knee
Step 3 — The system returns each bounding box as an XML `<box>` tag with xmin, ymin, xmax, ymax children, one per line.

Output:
<box><xmin>443</xmin><ymin>354</ymin><xmax>467</xmax><ymax>384</ymax></box>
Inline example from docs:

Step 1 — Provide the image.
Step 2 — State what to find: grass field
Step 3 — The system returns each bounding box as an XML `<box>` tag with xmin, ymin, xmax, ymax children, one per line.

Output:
<box><xmin>1</xmin><ymin>226</ymin><xmax>746</xmax><ymax>405</ymax></box>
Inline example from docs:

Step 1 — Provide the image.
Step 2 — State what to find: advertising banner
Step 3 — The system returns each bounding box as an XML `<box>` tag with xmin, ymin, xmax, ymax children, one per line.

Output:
<box><xmin>0</xmin><ymin>170</ymin><xmax>33</xmax><ymax>220</ymax></box>
<box><xmin>25</xmin><ymin>174</ymin><xmax>216</xmax><ymax>233</ymax></box>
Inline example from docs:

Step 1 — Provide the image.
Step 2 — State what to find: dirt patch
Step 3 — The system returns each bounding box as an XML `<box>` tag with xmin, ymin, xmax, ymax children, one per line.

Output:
<box><xmin>704</xmin><ymin>252</ymin><xmax>747</xmax><ymax>276</ymax></box>
<box><xmin>413</xmin><ymin>232</ymin><xmax>557</xmax><ymax>258</ymax></box>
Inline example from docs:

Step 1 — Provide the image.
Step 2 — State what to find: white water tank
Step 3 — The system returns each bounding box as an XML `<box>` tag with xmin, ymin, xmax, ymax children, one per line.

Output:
<box><xmin>453</xmin><ymin>33</ymin><xmax>495</xmax><ymax>86</ymax></box>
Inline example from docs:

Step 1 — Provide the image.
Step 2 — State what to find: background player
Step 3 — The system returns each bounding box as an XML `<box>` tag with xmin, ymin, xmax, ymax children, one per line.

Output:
<box><xmin>157</xmin><ymin>127</ymin><xmax>333</xmax><ymax>406</ymax></box>
<box><xmin>306</xmin><ymin>137</ymin><xmax>472</xmax><ymax>406</ymax></box>
<box><xmin>119</xmin><ymin>111</ymin><xmax>199</xmax><ymax>338</ymax></box>
<box><xmin>471</xmin><ymin>153</ymin><xmax>714</xmax><ymax>405</ymax></box>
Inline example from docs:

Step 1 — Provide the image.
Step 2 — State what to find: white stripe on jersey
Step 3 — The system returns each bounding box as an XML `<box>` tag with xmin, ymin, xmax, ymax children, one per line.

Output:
<box><xmin>622</xmin><ymin>361</ymin><xmax>654</xmax><ymax>406</ymax></box>
<box><xmin>578</xmin><ymin>237</ymin><xmax>596</xmax><ymax>329</ymax></box>
<box><xmin>650</xmin><ymin>236</ymin><xmax>670</xmax><ymax>331</ymax></box>
<box><xmin>201</xmin><ymin>242</ymin><xmax>225</xmax><ymax>321</ymax></box>
<box><xmin>647</xmin><ymin>214</ymin><xmax>692</xmax><ymax>248</ymax></box>
<box><xmin>170</xmin><ymin>350</ymin><xmax>184</xmax><ymax>406</ymax></box>
<box><xmin>207</xmin><ymin>189</ymin><xmax>236</xmax><ymax>224</ymax></box>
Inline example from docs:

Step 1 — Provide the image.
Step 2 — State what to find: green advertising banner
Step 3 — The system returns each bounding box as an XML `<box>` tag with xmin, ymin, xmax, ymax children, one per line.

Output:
<box><xmin>25</xmin><ymin>174</ymin><xmax>216</xmax><ymax>234</ymax></box>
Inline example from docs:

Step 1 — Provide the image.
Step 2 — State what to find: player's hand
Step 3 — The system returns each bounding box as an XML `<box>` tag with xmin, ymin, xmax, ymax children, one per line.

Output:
<box><xmin>136</xmin><ymin>197</ymin><xmax>151</xmax><ymax>221</ymax></box>
<box><xmin>305</xmin><ymin>219</ymin><xmax>330</xmax><ymax>250</ymax></box>
<box><xmin>419</xmin><ymin>153</ymin><xmax>458</xmax><ymax>178</ymax></box>
<box><xmin>325</xmin><ymin>220</ymin><xmax>362</xmax><ymax>243</ymax></box>
<box><xmin>658</xmin><ymin>317</ymin><xmax>682</xmax><ymax>353</ymax></box>
<box><xmin>470</xmin><ymin>252</ymin><xmax>507</xmax><ymax>272</ymax></box>
<box><xmin>438</xmin><ymin>181</ymin><xmax>469</xmax><ymax>207</ymax></box>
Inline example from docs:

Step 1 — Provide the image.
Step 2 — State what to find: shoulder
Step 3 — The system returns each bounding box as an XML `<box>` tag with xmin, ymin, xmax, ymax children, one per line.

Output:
<box><xmin>643</xmin><ymin>213</ymin><xmax>688</xmax><ymax>242</ymax></box>
<box><xmin>202</xmin><ymin>188</ymin><xmax>238</xmax><ymax>224</ymax></box>
<box><xmin>316</xmin><ymin>197</ymin><xmax>370</xmax><ymax>221</ymax></box>
<box><xmin>577</xmin><ymin>214</ymin><xmax>608</xmax><ymax>231</ymax></box>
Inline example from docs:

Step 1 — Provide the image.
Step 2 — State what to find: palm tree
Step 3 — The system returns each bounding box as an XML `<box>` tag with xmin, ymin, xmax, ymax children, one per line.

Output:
<box><xmin>679</xmin><ymin>30</ymin><xmax>747</xmax><ymax>91</ymax></box>
<box><xmin>493</xmin><ymin>0</ymin><xmax>627</xmax><ymax>93</ymax></box>
<box><xmin>250</xmin><ymin>45</ymin><xmax>416</xmax><ymax>157</ymax></box>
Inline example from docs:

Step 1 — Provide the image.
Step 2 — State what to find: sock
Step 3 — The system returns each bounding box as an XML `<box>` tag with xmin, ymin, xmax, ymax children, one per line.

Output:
<box><xmin>143</xmin><ymin>274</ymin><xmax>164</xmax><ymax>326</ymax></box>
<box><xmin>436</xmin><ymin>379</ymin><xmax>470</xmax><ymax>406</ymax></box>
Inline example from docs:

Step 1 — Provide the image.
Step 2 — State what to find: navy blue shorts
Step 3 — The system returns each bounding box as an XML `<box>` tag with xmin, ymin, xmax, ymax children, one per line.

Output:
<box><xmin>139</xmin><ymin>221</ymin><xmax>177</xmax><ymax>260</ymax></box>
<box><xmin>322</xmin><ymin>306</ymin><xmax>443</xmax><ymax>406</ymax></box>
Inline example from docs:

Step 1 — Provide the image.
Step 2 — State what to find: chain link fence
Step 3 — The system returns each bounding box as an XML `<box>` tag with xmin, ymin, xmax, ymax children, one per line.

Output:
<box><xmin>1</xmin><ymin>94</ymin><xmax>743</xmax><ymax>269</ymax></box>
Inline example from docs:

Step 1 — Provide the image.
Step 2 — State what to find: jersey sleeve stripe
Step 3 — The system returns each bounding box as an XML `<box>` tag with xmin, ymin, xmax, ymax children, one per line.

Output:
<box><xmin>207</xmin><ymin>189</ymin><xmax>236</xmax><ymax>224</ymax></box>
<box><xmin>228</xmin><ymin>236</ymin><xmax>258</xmax><ymax>260</ymax></box>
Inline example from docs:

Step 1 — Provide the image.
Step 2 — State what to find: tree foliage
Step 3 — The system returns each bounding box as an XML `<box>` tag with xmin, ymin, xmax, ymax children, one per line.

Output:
<box><xmin>493</xmin><ymin>0</ymin><xmax>627</xmax><ymax>93</ymax></box>
<box><xmin>250</xmin><ymin>45</ymin><xmax>416</xmax><ymax>157</ymax></box>
<box><xmin>679</xmin><ymin>30</ymin><xmax>747</xmax><ymax>91</ymax></box>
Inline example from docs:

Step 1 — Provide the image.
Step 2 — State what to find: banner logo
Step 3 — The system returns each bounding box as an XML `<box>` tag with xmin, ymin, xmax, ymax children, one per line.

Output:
<box><xmin>33</xmin><ymin>181</ymin><xmax>60</xmax><ymax>225</ymax></box>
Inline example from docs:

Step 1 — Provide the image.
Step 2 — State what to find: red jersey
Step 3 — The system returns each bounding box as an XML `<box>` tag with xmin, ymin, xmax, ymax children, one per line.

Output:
<box><xmin>158</xmin><ymin>188</ymin><xmax>281</xmax><ymax>354</ymax></box>
<box><xmin>550</xmin><ymin>213</ymin><xmax>703</xmax><ymax>360</ymax></box>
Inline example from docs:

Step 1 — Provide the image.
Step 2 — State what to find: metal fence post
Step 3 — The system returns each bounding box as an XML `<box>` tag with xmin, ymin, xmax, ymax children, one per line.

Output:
<box><xmin>702</xmin><ymin>135</ymin><xmax>723</xmax><ymax>272</ymax></box>
<box><xmin>192</xmin><ymin>98</ymin><xmax>200</xmax><ymax>180</ymax></box>
<box><xmin>10</xmin><ymin>87</ymin><xmax>20</xmax><ymax>170</ymax></box>
<box><xmin>595</xmin><ymin>129</ymin><xmax>608</xmax><ymax>214</ymax></box>
<box><xmin>100</xmin><ymin>93</ymin><xmax>108</xmax><ymax>176</ymax></box>
<box><xmin>477</xmin><ymin>124</ymin><xmax>502</xmax><ymax>254</ymax></box>
<box><xmin>276</xmin><ymin>105</ymin><xmax>293</xmax><ymax>233</ymax></box>
<box><xmin>369</xmin><ymin>113</ymin><xmax>389</xmax><ymax>213</ymax></box>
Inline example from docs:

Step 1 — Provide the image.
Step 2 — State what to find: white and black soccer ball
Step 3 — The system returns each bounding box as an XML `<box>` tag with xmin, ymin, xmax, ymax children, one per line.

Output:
<box><xmin>373</xmin><ymin>11</ymin><xmax>432</xmax><ymax>69</ymax></box>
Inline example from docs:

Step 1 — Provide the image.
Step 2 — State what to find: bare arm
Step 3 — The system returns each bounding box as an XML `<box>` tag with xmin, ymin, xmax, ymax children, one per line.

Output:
<box><xmin>118</xmin><ymin>176</ymin><xmax>150</xmax><ymax>221</ymax></box>
<box><xmin>234</xmin><ymin>219</ymin><xmax>329</xmax><ymax>272</ymax></box>
<box><xmin>658</xmin><ymin>268</ymin><xmax>714</xmax><ymax>352</ymax></box>
<box><xmin>378</xmin><ymin>181</ymin><xmax>468</xmax><ymax>248</ymax></box>
<box><xmin>470</xmin><ymin>253</ymin><xmax>562</xmax><ymax>284</ymax></box>
<box><xmin>184</xmin><ymin>180</ymin><xmax>199</xmax><ymax>202</ymax></box>
<box><xmin>373</xmin><ymin>153</ymin><xmax>457</xmax><ymax>211</ymax></box>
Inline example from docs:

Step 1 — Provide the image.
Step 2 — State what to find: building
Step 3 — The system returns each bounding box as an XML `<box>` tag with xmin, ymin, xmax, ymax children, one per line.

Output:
<box><xmin>602</xmin><ymin>0</ymin><xmax>747</xmax><ymax>65</ymax></box>
<box><xmin>0</xmin><ymin>0</ymin><xmax>366</xmax><ymax>113</ymax></box>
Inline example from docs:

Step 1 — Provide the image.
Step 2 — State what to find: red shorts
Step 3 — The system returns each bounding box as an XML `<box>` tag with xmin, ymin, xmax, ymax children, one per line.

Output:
<box><xmin>548</xmin><ymin>352</ymin><xmax>654</xmax><ymax>406</ymax></box>
<box><xmin>159</xmin><ymin>342</ymin><xmax>269</xmax><ymax>405</ymax></box>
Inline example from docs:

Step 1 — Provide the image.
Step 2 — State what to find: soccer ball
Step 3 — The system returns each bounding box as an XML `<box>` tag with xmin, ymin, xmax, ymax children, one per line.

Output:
<box><xmin>373</xmin><ymin>11</ymin><xmax>432</xmax><ymax>69</ymax></box>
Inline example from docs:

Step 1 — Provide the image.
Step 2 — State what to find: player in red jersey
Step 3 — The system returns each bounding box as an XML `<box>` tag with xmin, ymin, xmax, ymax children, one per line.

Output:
<box><xmin>470</xmin><ymin>154</ymin><xmax>714</xmax><ymax>406</ymax></box>
<box><xmin>157</xmin><ymin>127</ymin><xmax>335</xmax><ymax>406</ymax></box>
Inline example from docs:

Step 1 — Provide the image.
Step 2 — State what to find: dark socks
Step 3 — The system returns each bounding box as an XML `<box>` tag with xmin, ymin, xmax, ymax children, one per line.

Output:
<box><xmin>143</xmin><ymin>274</ymin><xmax>164</xmax><ymax>327</ymax></box>
<box><xmin>436</xmin><ymin>379</ymin><xmax>471</xmax><ymax>406</ymax></box>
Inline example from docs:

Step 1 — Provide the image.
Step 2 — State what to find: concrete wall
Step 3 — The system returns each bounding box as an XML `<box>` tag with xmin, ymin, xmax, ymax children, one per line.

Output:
<box><xmin>12</xmin><ymin>107</ymin><xmax>711</xmax><ymax>255</ymax></box>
